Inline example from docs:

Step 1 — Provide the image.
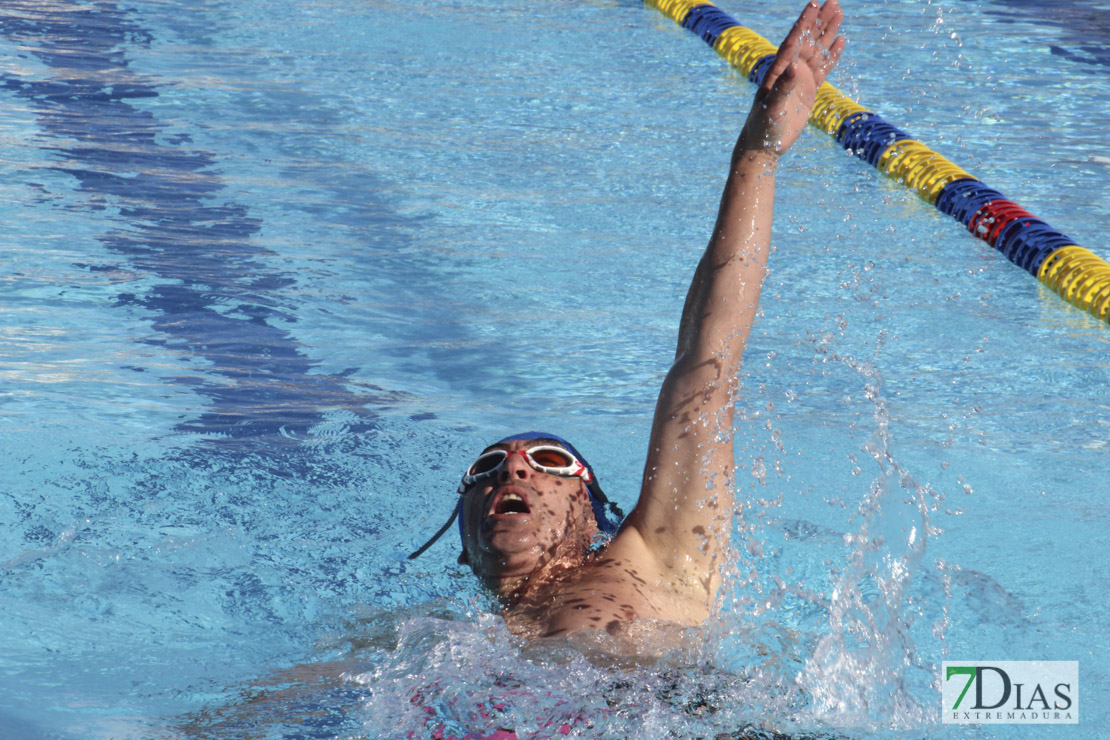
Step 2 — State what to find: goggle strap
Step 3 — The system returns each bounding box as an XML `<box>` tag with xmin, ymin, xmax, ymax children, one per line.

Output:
<box><xmin>407</xmin><ymin>499</ymin><xmax>462</xmax><ymax>560</ymax></box>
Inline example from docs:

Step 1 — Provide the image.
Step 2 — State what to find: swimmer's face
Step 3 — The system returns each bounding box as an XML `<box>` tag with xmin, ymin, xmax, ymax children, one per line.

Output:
<box><xmin>458</xmin><ymin>439</ymin><xmax>598</xmax><ymax>593</ymax></box>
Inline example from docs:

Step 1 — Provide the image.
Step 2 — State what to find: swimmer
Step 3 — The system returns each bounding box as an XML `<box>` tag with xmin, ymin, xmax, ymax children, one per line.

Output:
<box><xmin>411</xmin><ymin>0</ymin><xmax>846</xmax><ymax>642</ymax></box>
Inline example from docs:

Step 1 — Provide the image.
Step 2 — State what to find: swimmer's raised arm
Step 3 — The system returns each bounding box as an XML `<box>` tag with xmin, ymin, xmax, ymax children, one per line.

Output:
<box><xmin>607</xmin><ymin>0</ymin><xmax>845</xmax><ymax>616</ymax></box>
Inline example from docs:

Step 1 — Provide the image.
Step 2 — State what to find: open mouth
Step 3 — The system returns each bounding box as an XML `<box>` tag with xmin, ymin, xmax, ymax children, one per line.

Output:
<box><xmin>493</xmin><ymin>492</ymin><xmax>530</xmax><ymax>515</ymax></box>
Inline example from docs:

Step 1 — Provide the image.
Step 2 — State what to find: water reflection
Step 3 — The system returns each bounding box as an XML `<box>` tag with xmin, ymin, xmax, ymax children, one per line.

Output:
<box><xmin>0</xmin><ymin>0</ymin><xmax>387</xmax><ymax>451</ymax></box>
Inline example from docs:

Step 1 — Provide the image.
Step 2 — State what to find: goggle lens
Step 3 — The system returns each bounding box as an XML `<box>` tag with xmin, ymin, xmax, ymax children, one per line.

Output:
<box><xmin>460</xmin><ymin>445</ymin><xmax>588</xmax><ymax>491</ymax></box>
<box><xmin>468</xmin><ymin>452</ymin><xmax>505</xmax><ymax>477</ymax></box>
<box><xmin>529</xmin><ymin>447</ymin><xmax>573</xmax><ymax>468</ymax></box>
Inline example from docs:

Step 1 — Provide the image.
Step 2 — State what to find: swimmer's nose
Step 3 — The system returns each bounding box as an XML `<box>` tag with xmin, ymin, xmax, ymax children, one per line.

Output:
<box><xmin>498</xmin><ymin>449</ymin><xmax>532</xmax><ymax>483</ymax></box>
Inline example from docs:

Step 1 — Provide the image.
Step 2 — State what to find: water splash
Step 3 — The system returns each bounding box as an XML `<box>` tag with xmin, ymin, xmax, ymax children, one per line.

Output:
<box><xmin>314</xmin><ymin>604</ymin><xmax>824</xmax><ymax>739</ymax></box>
<box><xmin>795</xmin><ymin>334</ymin><xmax>948</xmax><ymax>731</ymax></box>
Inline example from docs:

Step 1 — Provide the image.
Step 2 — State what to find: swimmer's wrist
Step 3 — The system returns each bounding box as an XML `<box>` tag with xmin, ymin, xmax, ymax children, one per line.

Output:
<box><xmin>731</xmin><ymin>146</ymin><xmax>780</xmax><ymax>171</ymax></box>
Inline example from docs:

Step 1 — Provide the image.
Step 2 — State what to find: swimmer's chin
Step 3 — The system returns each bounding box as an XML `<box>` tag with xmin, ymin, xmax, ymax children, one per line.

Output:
<box><xmin>476</xmin><ymin>518</ymin><xmax>548</xmax><ymax>558</ymax></box>
<box><xmin>473</xmin><ymin>546</ymin><xmax>545</xmax><ymax>595</ymax></box>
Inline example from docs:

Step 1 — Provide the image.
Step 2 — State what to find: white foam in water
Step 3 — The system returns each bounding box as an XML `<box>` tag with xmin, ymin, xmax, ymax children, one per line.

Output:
<box><xmin>793</xmin><ymin>349</ymin><xmax>943</xmax><ymax>731</ymax></box>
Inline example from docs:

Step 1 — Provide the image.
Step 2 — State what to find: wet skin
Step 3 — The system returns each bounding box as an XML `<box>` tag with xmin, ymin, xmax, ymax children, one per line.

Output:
<box><xmin>458</xmin><ymin>439</ymin><xmax>712</xmax><ymax>640</ymax></box>
<box><xmin>456</xmin><ymin>0</ymin><xmax>846</xmax><ymax>644</ymax></box>
<box><xmin>458</xmin><ymin>438</ymin><xmax>596</xmax><ymax>586</ymax></box>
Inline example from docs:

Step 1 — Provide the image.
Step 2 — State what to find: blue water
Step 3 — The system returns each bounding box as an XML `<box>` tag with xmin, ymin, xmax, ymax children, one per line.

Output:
<box><xmin>1</xmin><ymin>0</ymin><xmax>1108</xmax><ymax>738</ymax></box>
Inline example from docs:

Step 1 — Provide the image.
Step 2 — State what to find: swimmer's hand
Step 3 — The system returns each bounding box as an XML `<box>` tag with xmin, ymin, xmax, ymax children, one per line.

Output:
<box><xmin>738</xmin><ymin>0</ymin><xmax>845</xmax><ymax>158</ymax></box>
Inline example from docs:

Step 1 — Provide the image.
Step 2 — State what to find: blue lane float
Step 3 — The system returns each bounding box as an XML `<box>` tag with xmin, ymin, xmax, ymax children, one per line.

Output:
<box><xmin>644</xmin><ymin>0</ymin><xmax>1110</xmax><ymax>324</ymax></box>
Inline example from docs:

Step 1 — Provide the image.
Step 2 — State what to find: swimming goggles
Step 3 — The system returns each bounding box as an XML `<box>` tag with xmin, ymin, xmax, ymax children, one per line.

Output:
<box><xmin>408</xmin><ymin>432</ymin><xmax>623</xmax><ymax>559</ymax></box>
<box><xmin>456</xmin><ymin>444</ymin><xmax>592</xmax><ymax>493</ymax></box>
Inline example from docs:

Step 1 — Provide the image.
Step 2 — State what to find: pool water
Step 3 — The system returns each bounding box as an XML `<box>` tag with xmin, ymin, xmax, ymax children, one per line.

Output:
<box><xmin>1</xmin><ymin>0</ymin><xmax>1108</xmax><ymax>738</ymax></box>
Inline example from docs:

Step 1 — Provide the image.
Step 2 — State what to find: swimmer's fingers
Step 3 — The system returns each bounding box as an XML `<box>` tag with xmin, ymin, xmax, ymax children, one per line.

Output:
<box><xmin>814</xmin><ymin>35</ymin><xmax>846</xmax><ymax>85</ymax></box>
<box><xmin>816</xmin><ymin>0</ymin><xmax>844</xmax><ymax>50</ymax></box>
<box><xmin>760</xmin><ymin>1</ymin><xmax>819</xmax><ymax>93</ymax></box>
<box><xmin>763</xmin><ymin>0</ymin><xmax>844</xmax><ymax>92</ymax></box>
<box><xmin>741</xmin><ymin>0</ymin><xmax>845</xmax><ymax>155</ymax></box>
<box><xmin>812</xmin><ymin>0</ymin><xmax>846</xmax><ymax>83</ymax></box>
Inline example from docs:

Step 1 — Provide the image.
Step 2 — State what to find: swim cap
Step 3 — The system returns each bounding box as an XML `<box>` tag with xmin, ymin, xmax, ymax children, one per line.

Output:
<box><xmin>407</xmin><ymin>432</ymin><xmax>623</xmax><ymax>559</ymax></box>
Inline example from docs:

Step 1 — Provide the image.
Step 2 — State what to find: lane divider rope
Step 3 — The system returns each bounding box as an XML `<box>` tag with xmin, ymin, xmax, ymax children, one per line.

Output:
<box><xmin>644</xmin><ymin>0</ymin><xmax>1110</xmax><ymax>324</ymax></box>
